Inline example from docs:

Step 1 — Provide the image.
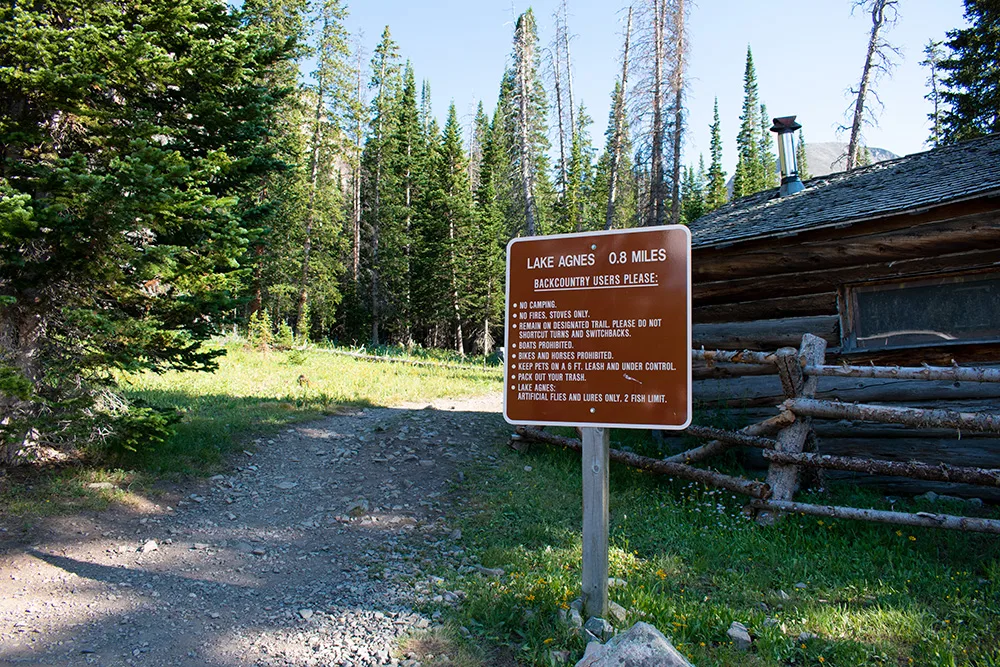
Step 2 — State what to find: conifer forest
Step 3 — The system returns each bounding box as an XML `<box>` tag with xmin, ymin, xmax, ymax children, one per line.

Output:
<box><xmin>1</xmin><ymin>0</ymin><xmax>997</xmax><ymax>450</ymax></box>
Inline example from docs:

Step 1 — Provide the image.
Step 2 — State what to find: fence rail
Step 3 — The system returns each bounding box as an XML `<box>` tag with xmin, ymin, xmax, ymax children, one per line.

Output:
<box><xmin>518</xmin><ymin>335</ymin><xmax>1000</xmax><ymax>534</ymax></box>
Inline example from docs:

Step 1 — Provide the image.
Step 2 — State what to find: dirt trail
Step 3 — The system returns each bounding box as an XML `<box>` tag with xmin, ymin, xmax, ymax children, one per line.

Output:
<box><xmin>0</xmin><ymin>393</ymin><xmax>506</xmax><ymax>667</ymax></box>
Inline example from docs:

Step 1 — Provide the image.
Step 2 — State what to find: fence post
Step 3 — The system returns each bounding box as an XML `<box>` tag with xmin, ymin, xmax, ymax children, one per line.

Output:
<box><xmin>581</xmin><ymin>426</ymin><xmax>610</xmax><ymax>620</ymax></box>
<box><xmin>762</xmin><ymin>334</ymin><xmax>827</xmax><ymax>517</ymax></box>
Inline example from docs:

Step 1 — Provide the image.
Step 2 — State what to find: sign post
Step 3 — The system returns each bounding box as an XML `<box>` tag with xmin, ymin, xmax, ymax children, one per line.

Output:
<box><xmin>503</xmin><ymin>226</ymin><xmax>691</xmax><ymax>621</ymax></box>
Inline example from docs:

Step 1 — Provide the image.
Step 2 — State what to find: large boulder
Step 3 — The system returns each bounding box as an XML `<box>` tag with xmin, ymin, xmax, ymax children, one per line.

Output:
<box><xmin>574</xmin><ymin>621</ymin><xmax>693</xmax><ymax>667</ymax></box>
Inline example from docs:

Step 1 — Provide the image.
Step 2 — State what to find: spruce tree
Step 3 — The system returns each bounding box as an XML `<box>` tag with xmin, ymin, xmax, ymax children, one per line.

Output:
<box><xmin>921</xmin><ymin>40</ymin><xmax>946</xmax><ymax>147</ymax></box>
<box><xmin>592</xmin><ymin>81</ymin><xmax>637</xmax><ymax>230</ymax></box>
<box><xmin>704</xmin><ymin>97</ymin><xmax>728</xmax><ymax>211</ymax></box>
<box><xmin>361</xmin><ymin>26</ymin><xmax>402</xmax><ymax>345</ymax></box>
<box><xmin>940</xmin><ymin>0</ymin><xmax>1000</xmax><ymax>142</ymax></box>
<box><xmin>732</xmin><ymin>46</ymin><xmax>765</xmax><ymax>198</ymax></box>
<box><xmin>0</xmin><ymin>0</ymin><xmax>292</xmax><ymax>457</ymax></box>
<box><xmin>563</xmin><ymin>104</ymin><xmax>596</xmax><ymax>233</ymax></box>
<box><xmin>681</xmin><ymin>159</ymin><xmax>706</xmax><ymax>223</ymax></box>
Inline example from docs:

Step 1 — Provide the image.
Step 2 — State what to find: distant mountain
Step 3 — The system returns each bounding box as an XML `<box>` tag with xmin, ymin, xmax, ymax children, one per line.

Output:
<box><xmin>801</xmin><ymin>142</ymin><xmax>898</xmax><ymax>178</ymax></box>
<box><xmin>725</xmin><ymin>142</ymin><xmax>898</xmax><ymax>197</ymax></box>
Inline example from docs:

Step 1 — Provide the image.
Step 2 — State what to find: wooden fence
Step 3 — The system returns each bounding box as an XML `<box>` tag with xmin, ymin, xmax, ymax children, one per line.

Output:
<box><xmin>516</xmin><ymin>333</ymin><xmax>1000</xmax><ymax>534</ymax></box>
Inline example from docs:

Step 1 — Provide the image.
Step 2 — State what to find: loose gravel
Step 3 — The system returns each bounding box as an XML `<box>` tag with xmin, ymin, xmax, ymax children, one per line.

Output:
<box><xmin>0</xmin><ymin>393</ymin><xmax>506</xmax><ymax>667</ymax></box>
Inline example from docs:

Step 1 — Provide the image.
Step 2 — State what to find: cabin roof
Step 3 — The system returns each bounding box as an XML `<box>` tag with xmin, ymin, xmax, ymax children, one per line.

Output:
<box><xmin>689</xmin><ymin>133</ymin><xmax>1000</xmax><ymax>249</ymax></box>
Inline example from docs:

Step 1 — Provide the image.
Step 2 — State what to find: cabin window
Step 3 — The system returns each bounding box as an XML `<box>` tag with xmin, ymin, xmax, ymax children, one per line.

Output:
<box><xmin>841</xmin><ymin>272</ymin><xmax>1000</xmax><ymax>351</ymax></box>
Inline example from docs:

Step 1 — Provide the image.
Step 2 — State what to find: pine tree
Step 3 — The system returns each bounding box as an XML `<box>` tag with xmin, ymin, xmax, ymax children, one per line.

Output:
<box><xmin>593</xmin><ymin>80</ymin><xmax>637</xmax><ymax>230</ymax></box>
<box><xmin>704</xmin><ymin>97</ymin><xmax>728</xmax><ymax>211</ymax></box>
<box><xmin>467</xmin><ymin>104</ymin><xmax>509</xmax><ymax>355</ymax></box>
<box><xmin>563</xmin><ymin>104</ymin><xmax>596</xmax><ymax>233</ymax></box>
<box><xmin>437</xmin><ymin>104</ymin><xmax>475</xmax><ymax>353</ymax></box>
<box><xmin>604</xmin><ymin>7</ymin><xmax>633</xmax><ymax>230</ymax></box>
<box><xmin>390</xmin><ymin>64</ymin><xmax>428</xmax><ymax>344</ymax></box>
<box><xmin>294</xmin><ymin>0</ymin><xmax>352</xmax><ymax>339</ymax></box>
<box><xmin>361</xmin><ymin>26</ymin><xmax>402</xmax><ymax>345</ymax></box>
<box><xmin>759</xmin><ymin>103</ymin><xmax>778</xmax><ymax>189</ymax></box>
<box><xmin>940</xmin><ymin>0</ymin><xmax>1000</xmax><ymax>143</ymax></box>
<box><xmin>467</xmin><ymin>102</ymin><xmax>490</xmax><ymax>194</ymax></box>
<box><xmin>921</xmin><ymin>40</ymin><xmax>946</xmax><ymax>147</ymax></box>
<box><xmin>681</xmin><ymin>159</ymin><xmax>706</xmax><ymax>223</ymax></box>
<box><xmin>732</xmin><ymin>46</ymin><xmax>765</xmax><ymax>198</ymax></box>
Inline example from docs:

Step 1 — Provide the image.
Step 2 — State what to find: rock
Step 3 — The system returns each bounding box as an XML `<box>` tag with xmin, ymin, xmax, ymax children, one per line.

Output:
<box><xmin>917</xmin><ymin>491</ymin><xmax>939</xmax><ymax>503</ymax></box>
<box><xmin>798</xmin><ymin>631</ymin><xmax>818</xmax><ymax>642</ymax></box>
<box><xmin>524</xmin><ymin>466</ymin><xmax>532</xmax><ymax>472</ymax></box>
<box><xmin>87</xmin><ymin>482</ymin><xmax>116</xmax><ymax>490</ymax></box>
<box><xmin>568</xmin><ymin>608</ymin><xmax>583</xmax><ymax>629</ymax></box>
<box><xmin>727</xmin><ymin>621</ymin><xmax>752</xmax><ymax>650</ymax></box>
<box><xmin>140</xmin><ymin>540</ymin><xmax>158</xmax><ymax>554</ymax></box>
<box><xmin>274</xmin><ymin>481</ymin><xmax>298</xmax><ymax>490</ymax></box>
<box><xmin>346</xmin><ymin>498</ymin><xmax>369</xmax><ymax>517</ymax></box>
<box><xmin>583</xmin><ymin>617</ymin><xmax>614</xmax><ymax>642</ymax></box>
<box><xmin>763</xmin><ymin>617</ymin><xmax>780</xmax><ymax>627</ymax></box>
<box><xmin>794</xmin><ymin>582</ymin><xmax>807</xmax><ymax>589</ymax></box>
<box><xmin>299</xmin><ymin>609</ymin><xmax>314</xmax><ymax>620</ymax></box>
<box><xmin>574</xmin><ymin>622</ymin><xmax>693</xmax><ymax>667</ymax></box>
<box><xmin>570</xmin><ymin>598</ymin><xmax>584</xmax><ymax>612</ymax></box>
<box><xmin>608</xmin><ymin>577</ymin><xmax>627</xmax><ymax>588</ymax></box>
<box><xmin>608</xmin><ymin>601</ymin><xmax>627</xmax><ymax>625</ymax></box>
<box><xmin>550</xmin><ymin>649</ymin><xmax>571</xmax><ymax>663</ymax></box>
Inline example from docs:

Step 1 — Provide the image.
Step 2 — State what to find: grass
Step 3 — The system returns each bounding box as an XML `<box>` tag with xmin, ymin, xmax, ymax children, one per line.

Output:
<box><xmin>433</xmin><ymin>428</ymin><xmax>1000</xmax><ymax>667</ymax></box>
<box><xmin>0</xmin><ymin>342</ymin><xmax>501</xmax><ymax>516</ymax></box>
<box><xmin>4</xmin><ymin>345</ymin><xmax>999</xmax><ymax>666</ymax></box>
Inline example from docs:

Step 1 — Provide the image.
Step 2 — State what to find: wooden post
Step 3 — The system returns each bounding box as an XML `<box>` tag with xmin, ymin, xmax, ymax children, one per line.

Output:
<box><xmin>763</xmin><ymin>334</ymin><xmax>827</xmax><ymax>518</ymax></box>
<box><xmin>581</xmin><ymin>426</ymin><xmax>610</xmax><ymax>620</ymax></box>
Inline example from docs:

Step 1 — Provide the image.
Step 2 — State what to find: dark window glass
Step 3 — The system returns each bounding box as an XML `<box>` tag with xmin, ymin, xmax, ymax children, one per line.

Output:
<box><xmin>846</xmin><ymin>274</ymin><xmax>1000</xmax><ymax>350</ymax></box>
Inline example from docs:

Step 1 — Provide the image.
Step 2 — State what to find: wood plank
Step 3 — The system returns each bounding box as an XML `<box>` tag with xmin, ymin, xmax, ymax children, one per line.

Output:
<box><xmin>817</xmin><ymin>437</ymin><xmax>1000</xmax><ymax>469</ymax></box>
<box><xmin>581</xmin><ymin>427</ymin><xmax>609</xmax><ymax>621</ymax></box>
<box><xmin>692</xmin><ymin>315</ymin><xmax>839</xmax><ymax>351</ymax></box>
<box><xmin>819</xmin><ymin>474</ymin><xmax>1000</xmax><ymax>502</ymax></box>
<box><xmin>695</xmin><ymin>374</ymin><xmax>1000</xmax><ymax>408</ymax></box>
<box><xmin>693</xmin><ymin>207</ymin><xmax>1000</xmax><ymax>282</ymax></box>
<box><xmin>694</xmin><ymin>292</ymin><xmax>838</xmax><ymax>324</ymax></box>
<box><xmin>693</xmin><ymin>247</ymin><xmax>1000</xmax><ymax>305</ymax></box>
<box><xmin>832</xmin><ymin>343</ymin><xmax>1000</xmax><ymax>367</ymax></box>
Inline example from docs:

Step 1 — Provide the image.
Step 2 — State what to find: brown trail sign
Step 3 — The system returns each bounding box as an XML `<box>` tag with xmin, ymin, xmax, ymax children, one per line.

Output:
<box><xmin>503</xmin><ymin>226</ymin><xmax>691</xmax><ymax>622</ymax></box>
<box><xmin>504</xmin><ymin>226</ymin><xmax>692</xmax><ymax>429</ymax></box>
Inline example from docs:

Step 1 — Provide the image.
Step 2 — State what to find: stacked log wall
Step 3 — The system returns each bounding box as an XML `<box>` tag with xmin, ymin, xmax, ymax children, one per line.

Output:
<box><xmin>688</xmin><ymin>202</ymin><xmax>1000</xmax><ymax>494</ymax></box>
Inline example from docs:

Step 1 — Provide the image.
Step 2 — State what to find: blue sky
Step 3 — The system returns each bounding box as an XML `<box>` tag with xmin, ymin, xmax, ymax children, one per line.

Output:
<box><xmin>342</xmin><ymin>1</ymin><xmax>967</xmax><ymax>175</ymax></box>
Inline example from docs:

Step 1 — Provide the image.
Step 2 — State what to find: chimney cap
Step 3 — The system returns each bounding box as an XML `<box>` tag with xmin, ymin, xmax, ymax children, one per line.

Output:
<box><xmin>770</xmin><ymin>116</ymin><xmax>802</xmax><ymax>134</ymax></box>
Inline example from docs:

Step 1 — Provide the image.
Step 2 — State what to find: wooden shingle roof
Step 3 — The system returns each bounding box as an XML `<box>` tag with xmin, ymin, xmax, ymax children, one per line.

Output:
<box><xmin>689</xmin><ymin>134</ymin><xmax>1000</xmax><ymax>249</ymax></box>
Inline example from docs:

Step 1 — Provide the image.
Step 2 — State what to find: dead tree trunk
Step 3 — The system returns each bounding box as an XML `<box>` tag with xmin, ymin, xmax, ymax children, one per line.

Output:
<box><xmin>605</xmin><ymin>6</ymin><xmax>632</xmax><ymax>230</ymax></box>
<box><xmin>668</xmin><ymin>0</ymin><xmax>686</xmax><ymax>225</ymax></box>
<box><xmin>352</xmin><ymin>41</ymin><xmax>364</xmax><ymax>283</ymax></box>
<box><xmin>846</xmin><ymin>0</ymin><xmax>898</xmax><ymax>170</ymax></box>
<box><xmin>515</xmin><ymin>12</ymin><xmax>538</xmax><ymax>236</ymax></box>
<box><xmin>647</xmin><ymin>0</ymin><xmax>666</xmax><ymax>226</ymax></box>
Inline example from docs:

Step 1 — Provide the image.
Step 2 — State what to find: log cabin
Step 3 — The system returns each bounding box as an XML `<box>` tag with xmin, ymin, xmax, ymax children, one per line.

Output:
<box><xmin>684</xmin><ymin>127</ymin><xmax>1000</xmax><ymax>498</ymax></box>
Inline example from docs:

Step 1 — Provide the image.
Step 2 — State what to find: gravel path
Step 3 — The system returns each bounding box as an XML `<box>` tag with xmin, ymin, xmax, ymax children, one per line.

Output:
<box><xmin>0</xmin><ymin>393</ymin><xmax>506</xmax><ymax>667</ymax></box>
